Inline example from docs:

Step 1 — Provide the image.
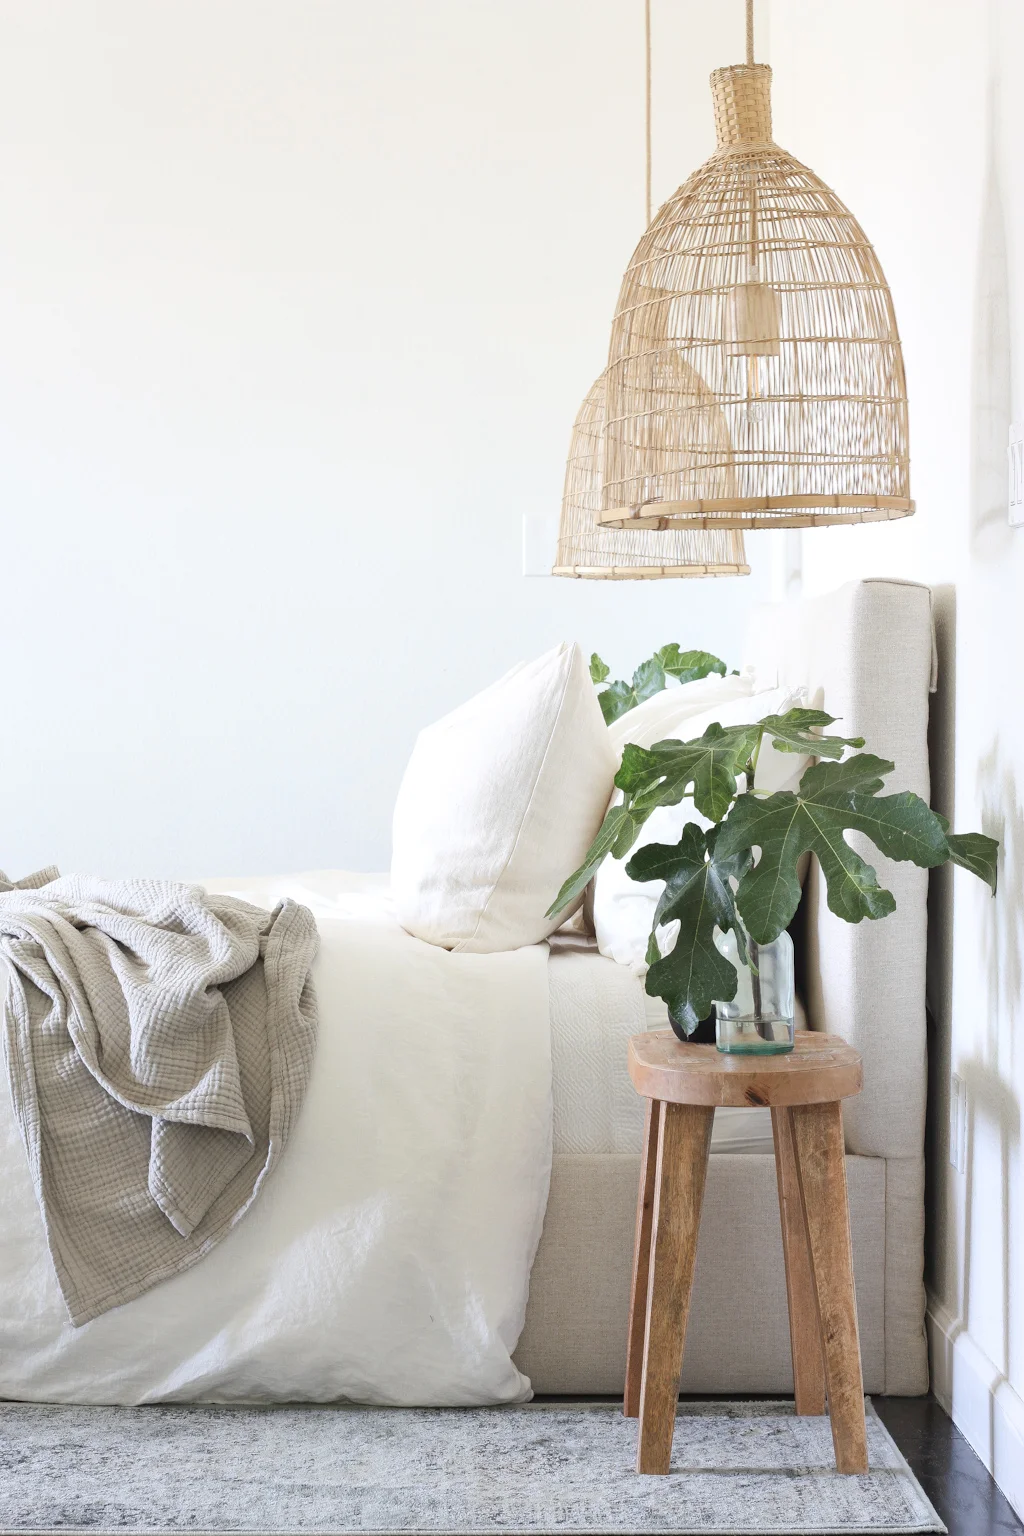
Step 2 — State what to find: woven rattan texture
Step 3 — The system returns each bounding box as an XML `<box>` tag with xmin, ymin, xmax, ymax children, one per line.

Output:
<box><xmin>711</xmin><ymin>63</ymin><xmax>772</xmax><ymax>147</ymax></box>
<box><xmin>553</xmin><ymin>374</ymin><xmax>748</xmax><ymax>579</ymax></box>
<box><xmin>601</xmin><ymin>64</ymin><xmax>913</xmax><ymax>531</ymax></box>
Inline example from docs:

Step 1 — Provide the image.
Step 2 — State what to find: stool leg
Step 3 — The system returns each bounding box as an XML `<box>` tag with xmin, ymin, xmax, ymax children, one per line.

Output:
<box><xmin>791</xmin><ymin>1100</ymin><xmax>869</xmax><ymax>1474</ymax></box>
<box><xmin>771</xmin><ymin>1106</ymin><xmax>826</xmax><ymax>1415</ymax></box>
<box><xmin>636</xmin><ymin>1101</ymin><xmax>714</xmax><ymax>1475</ymax></box>
<box><xmin>625</xmin><ymin>1098</ymin><xmax>661</xmax><ymax>1418</ymax></box>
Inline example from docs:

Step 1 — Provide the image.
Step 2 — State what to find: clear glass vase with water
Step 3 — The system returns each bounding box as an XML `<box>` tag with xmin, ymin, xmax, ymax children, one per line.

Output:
<box><xmin>713</xmin><ymin>927</ymin><xmax>795</xmax><ymax>1054</ymax></box>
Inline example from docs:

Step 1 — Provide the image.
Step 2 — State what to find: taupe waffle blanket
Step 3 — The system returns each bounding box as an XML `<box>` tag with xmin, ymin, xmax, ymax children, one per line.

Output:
<box><xmin>0</xmin><ymin>873</ymin><xmax>318</xmax><ymax>1325</ymax></box>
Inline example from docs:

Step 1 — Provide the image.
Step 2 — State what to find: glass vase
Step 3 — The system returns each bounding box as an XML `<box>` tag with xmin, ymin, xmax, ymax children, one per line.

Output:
<box><xmin>713</xmin><ymin>928</ymin><xmax>795</xmax><ymax>1055</ymax></box>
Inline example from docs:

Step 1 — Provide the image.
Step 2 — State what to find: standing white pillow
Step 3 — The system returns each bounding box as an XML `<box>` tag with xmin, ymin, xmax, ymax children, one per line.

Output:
<box><xmin>605</xmin><ymin>669</ymin><xmax>755</xmax><ymax>758</ymax></box>
<box><xmin>593</xmin><ymin>686</ymin><xmax>809</xmax><ymax>971</ymax></box>
<box><xmin>392</xmin><ymin>643</ymin><xmax>617</xmax><ymax>953</ymax></box>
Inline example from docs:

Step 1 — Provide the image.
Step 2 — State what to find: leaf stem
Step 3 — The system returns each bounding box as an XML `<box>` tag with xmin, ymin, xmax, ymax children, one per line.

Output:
<box><xmin>746</xmin><ymin>727</ymin><xmax>764</xmax><ymax>789</ymax></box>
<box><xmin>748</xmin><ymin>932</ymin><xmax>764</xmax><ymax>1022</ymax></box>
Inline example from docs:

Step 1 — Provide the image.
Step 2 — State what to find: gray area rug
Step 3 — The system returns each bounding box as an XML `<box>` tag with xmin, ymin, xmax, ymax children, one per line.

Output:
<box><xmin>0</xmin><ymin>1398</ymin><xmax>944</xmax><ymax>1535</ymax></box>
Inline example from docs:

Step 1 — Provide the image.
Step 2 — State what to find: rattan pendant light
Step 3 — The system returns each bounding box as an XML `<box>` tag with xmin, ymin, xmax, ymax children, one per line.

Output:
<box><xmin>598</xmin><ymin>0</ymin><xmax>913</xmax><ymax>534</ymax></box>
<box><xmin>552</xmin><ymin>371</ymin><xmax>749</xmax><ymax>578</ymax></box>
<box><xmin>552</xmin><ymin>2</ymin><xmax>749</xmax><ymax>579</ymax></box>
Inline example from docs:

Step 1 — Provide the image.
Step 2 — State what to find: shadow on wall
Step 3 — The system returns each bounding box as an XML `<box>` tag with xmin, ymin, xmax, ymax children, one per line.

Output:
<box><xmin>968</xmin><ymin>76</ymin><xmax>1011</xmax><ymax>561</ymax></box>
<box><xmin>959</xmin><ymin>745</ymin><xmax>1022</xmax><ymax>1376</ymax></box>
<box><xmin>929</xmin><ymin>664</ymin><xmax>1023</xmax><ymax>1399</ymax></box>
<box><xmin>933</xmin><ymin>58</ymin><xmax>1022</xmax><ymax>1398</ymax></box>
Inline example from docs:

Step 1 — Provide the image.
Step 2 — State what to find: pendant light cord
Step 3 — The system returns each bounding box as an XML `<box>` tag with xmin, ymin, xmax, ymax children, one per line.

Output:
<box><xmin>746</xmin><ymin>0</ymin><xmax>755</xmax><ymax>64</ymax></box>
<box><xmin>644</xmin><ymin>0</ymin><xmax>652</xmax><ymax>225</ymax></box>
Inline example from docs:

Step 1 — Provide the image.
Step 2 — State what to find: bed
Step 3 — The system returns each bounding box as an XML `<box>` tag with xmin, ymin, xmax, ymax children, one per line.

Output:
<box><xmin>0</xmin><ymin>578</ymin><xmax>932</xmax><ymax>1404</ymax></box>
<box><xmin>515</xmin><ymin>577</ymin><xmax>934</xmax><ymax>1398</ymax></box>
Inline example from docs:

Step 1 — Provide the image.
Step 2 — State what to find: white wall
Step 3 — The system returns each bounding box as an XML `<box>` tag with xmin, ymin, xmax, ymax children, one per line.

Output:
<box><xmin>0</xmin><ymin>0</ymin><xmax>771</xmax><ymax>880</ymax></box>
<box><xmin>770</xmin><ymin>0</ymin><xmax>1024</xmax><ymax>1513</ymax></box>
<box><xmin>13</xmin><ymin>0</ymin><xmax>1020</xmax><ymax>1495</ymax></box>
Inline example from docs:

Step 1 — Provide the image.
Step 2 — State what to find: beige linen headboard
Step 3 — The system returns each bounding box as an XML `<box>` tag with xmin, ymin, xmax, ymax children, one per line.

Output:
<box><xmin>741</xmin><ymin>579</ymin><xmax>935</xmax><ymax>1164</ymax></box>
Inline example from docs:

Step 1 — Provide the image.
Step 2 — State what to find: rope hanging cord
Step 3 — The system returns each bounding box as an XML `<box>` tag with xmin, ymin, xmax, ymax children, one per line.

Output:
<box><xmin>551</xmin><ymin>0</ymin><xmax>752</xmax><ymax>576</ymax></box>
<box><xmin>644</xmin><ymin>0</ymin><xmax>652</xmax><ymax>225</ymax></box>
<box><xmin>647</xmin><ymin>0</ymin><xmax>754</xmax><ymax>226</ymax></box>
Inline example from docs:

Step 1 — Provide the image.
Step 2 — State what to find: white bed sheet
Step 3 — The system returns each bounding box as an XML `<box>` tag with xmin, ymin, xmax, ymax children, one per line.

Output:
<box><xmin>547</xmin><ymin>936</ymin><xmax>777</xmax><ymax>1156</ymax></box>
<box><xmin>0</xmin><ymin>872</ymin><xmax>552</xmax><ymax>1406</ymax></box>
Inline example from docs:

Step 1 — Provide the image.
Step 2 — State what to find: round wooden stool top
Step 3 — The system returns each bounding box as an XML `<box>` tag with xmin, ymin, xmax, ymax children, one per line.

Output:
<box><xmin>628</xmin><ymin>1029</ymin><xmax>862</xmax><ymax>1109</ymax></box>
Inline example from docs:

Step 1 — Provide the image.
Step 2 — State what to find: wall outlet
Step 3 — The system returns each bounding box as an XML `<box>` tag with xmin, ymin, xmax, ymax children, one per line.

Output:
<box><xmin>950</xmin><ymin>1072</ymin><xmax>968</xmax><ymax>1174</ymax></box>
<box><xmin>1009</xmin><ymin>423</ymin><xmax>1024</xmax><ymax>527</ymax></box>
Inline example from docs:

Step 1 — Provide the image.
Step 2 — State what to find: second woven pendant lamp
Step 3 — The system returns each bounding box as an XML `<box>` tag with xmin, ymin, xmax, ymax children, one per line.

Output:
<box><xmin>599</xmin><ymin>5</ymin><xmax>913</xmax><ymax>534</ymax></box>
<box><xmin>552</xmin><ymin>372</ymin><xmax>749</xmax><ymax>579</ymax></box>
<box><xmin>552</xmin><ymin>0</ymin><xmax>748</xmax><ymax>580</ymax></box>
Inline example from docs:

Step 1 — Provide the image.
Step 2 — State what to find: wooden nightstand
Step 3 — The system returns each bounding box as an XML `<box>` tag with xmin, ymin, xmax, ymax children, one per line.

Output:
<box><xmin>624</xmin><ymin>1030</ymin><xmax>867</xmax><ymax>1476</ymax></box>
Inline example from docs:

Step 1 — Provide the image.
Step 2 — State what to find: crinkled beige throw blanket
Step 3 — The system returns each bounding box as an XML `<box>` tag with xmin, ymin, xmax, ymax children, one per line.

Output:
<box><xmin>0</xmin><ymin>872</ymin><xmax>318</xmax><ymax>1325</ymax></box>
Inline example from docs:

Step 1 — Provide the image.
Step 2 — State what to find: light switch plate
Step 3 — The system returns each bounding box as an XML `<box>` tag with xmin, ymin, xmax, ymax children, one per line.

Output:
<box><xmin>1009</xmin><ymin>422</ymin><xmax>1024</xmax><ymax>527</ymax></box>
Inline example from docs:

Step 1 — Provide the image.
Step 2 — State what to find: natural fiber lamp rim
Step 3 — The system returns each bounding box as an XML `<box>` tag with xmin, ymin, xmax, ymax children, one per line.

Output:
<box><xmin>600</xmin><ymin>495</ymin><xmax>915</xmax><ymax>532</ymax></box>
<box><xmin>551</xmin><ymin>561</ymin><xmax>750</xmax><ymax>579</ymax></box>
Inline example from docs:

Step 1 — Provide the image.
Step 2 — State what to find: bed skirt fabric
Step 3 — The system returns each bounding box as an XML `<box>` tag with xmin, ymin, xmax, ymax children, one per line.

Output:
<box><xmin>547</xmin><ymin>936</ymin><xmax>776</xmax><ymax>1157</ymax></box>
<box><xmin>513</xmin><ymin>1150</ymin><xmax>928</xmax><ymax>1396</ymax></box>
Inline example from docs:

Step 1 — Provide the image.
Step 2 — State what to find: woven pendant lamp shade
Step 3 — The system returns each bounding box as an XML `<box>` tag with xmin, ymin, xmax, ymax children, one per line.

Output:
<box><xmin>553</xmin><ymin>373</ymin><xmax>749</xmax><ymax>578</ymax></box>
<box><xmin>599</xmin><ymin>64</ymin><xmax>913</xmax><ymax>533</ymax></box>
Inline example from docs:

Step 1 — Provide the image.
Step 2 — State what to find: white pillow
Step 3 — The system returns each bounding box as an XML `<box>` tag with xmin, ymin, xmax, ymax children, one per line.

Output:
<box><xmin>391</xmin><ymin>642</ymin><xmax>617</xmax><ymax>953</ymax></box>
<box><xmin>606</xmin><ymin>668</ymin><xmax>755</xmax><ymax>758</ymax></box>
<box><xmin>593</xmin><ymin>685</ymin><xmax>808</xmax><ymax>971</ymax></box>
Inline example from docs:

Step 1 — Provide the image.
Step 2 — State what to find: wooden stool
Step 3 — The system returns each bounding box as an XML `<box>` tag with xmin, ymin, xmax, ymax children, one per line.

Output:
<box><xmin>624</xmin><ymin>1030</ymin><xmax>867</xmax><ymax>1476</ymax></box>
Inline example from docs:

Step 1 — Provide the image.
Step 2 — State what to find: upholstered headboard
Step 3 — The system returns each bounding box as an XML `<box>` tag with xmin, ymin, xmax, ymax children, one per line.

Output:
<box><xmin>741</xmin><ymin>579</ymin><xmax>935</xmax><ymax>1165</ymax></box>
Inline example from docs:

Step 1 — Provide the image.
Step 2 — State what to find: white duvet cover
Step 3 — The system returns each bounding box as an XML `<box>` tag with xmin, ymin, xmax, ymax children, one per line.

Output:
<box><xmin>0</xmin><ymin>872</ymin><xmax>552</xmax><ymax>1406</ymax></box>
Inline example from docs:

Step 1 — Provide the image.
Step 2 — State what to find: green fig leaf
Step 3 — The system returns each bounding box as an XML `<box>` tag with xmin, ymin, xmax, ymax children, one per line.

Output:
<box><xmin>654</xmin><ymin>646</ymin><xmax>728</xmax><ymax>685</ymax></box>
<box><xmin>545</xmin><ymin>802</ymin><xmax>646</xmax><ymax>918</ymax></box>
<box><xmin>760</xmin><ymin>708</ymin><xmax>865</xmax><ymax>760</ymax></box>
<box><xmin>619</xmin><ymin>722</ymin><xmax>763</xmax><ymax>822</ymax></box>
<box><xmin>613</xmin><ymin>741</ymin><xmax>659</xmax><ymax>795</ymax></box>
<box><xmin>626</xmin><ymin>824</ymin><xmax>740</xmax><ymax>1037</ymax></box>
<box><xmin>945</xmin><ymin>831</ymin><xmax>999</xmax><ymax>893</ymax></box>
<box><xmin>559</xmin><ymin>642</ymin><xmax>1002</xmax><ymax>1021</ymax></box>
<box><xmin>794</xmin><ymin>753</ymin><xmax>894</xmax><ymax>795</ymax></box>
<box><xmin>592</xmin><ymin>646</ymin><xmax>728</xmax><ymax>725</ymax></box>
<box><xmin>704</xmin><ymin>821</ymin><xmax>755</xmax><ymax>886</ymax></box>
<box><xmin>933</xmin><ymin>813</ymin><xmax>998</xmax><ymax>892</ymax></box>
<box><xmin>632</xmin><ymin>657</ymin><xmax>667</xmax><ymax>703</ymax></box>
<box><xmin>714</xmin><ymin>755</ymin><xmax>954</xmax><ymax>942</ymax></box>
<box><xmin>597</xmin><ymin>680</ymin><xmax>635</xmax><ymax>725</ymax></box>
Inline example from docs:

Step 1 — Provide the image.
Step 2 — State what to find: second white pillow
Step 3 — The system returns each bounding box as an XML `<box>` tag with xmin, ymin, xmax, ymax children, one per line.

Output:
<box><xmin>605</xmin><ymin>669</ymin><xmax>755</xmax><ymax>759</ymax></box>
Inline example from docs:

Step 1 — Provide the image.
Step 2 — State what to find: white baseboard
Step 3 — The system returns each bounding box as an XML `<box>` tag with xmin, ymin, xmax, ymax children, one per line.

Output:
<box><xmin>927</xmin><ymin>1295</ymin><xmax>1024</xmax><ymax>1520</ymax></box>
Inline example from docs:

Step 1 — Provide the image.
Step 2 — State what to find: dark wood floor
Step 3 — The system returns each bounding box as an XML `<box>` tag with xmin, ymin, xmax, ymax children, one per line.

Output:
<box><xmin>874</xmin><ymin>1395</ymin><xmax>1023</xmax><ymax>1536</ymax></box>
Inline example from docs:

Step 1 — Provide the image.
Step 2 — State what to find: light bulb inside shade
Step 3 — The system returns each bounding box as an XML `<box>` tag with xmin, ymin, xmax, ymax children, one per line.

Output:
<box><xmin>744</xmin><ymin>355</ymin><xmax>770</xmax><ymax>426</ymax></box>
<box><xmin>726</xmin><ymin>280</ymin><xmax>780</xmax><ymax>427</ymax></box>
